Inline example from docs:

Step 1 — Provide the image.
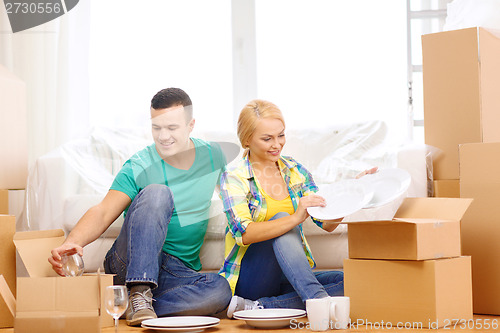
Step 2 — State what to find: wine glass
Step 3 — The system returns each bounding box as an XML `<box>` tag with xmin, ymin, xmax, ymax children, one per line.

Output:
<box><xmin>104</xmin><ymin>285</ymin><xmax>128</xmax><ymax>333</ymax></box>
<box><xmin>60</xmin><ymin>252</ymin><xmax>84</xmax><ymax>277</ymax></box>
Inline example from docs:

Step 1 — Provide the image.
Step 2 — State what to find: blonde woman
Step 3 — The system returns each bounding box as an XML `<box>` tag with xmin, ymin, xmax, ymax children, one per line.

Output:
<box><xmin>219</xmin><ymin>99</ymin><xmax>373</xmax><ymax>317</ymax></box>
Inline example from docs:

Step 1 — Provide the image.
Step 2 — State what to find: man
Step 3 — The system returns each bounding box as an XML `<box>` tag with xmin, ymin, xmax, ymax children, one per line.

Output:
<box><xmin>49</xmin><ymin>88</ymin><xmax>232</xmax><ymax>326</ymax></box>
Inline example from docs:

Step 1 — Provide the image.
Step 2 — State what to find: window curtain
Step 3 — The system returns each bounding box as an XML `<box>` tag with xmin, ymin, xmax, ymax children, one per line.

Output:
<box><xmin>0</xmin><ymin>1</ymin><xmax>91</xmax><ymax>167</ymax></box>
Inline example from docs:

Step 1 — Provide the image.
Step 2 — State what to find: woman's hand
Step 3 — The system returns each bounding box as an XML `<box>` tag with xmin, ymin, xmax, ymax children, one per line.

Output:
<box><xmin>322</xmin><ymin>218</ymin><xmax>343</xmax><ymax>232</ymax></box>
<box><xmin>48</xmin><ymin>243</ymin><xmax>83</xmax><ymax>276</ymax></box>
<box><xmin>355</xmin><ymin>166</ymin><xmax>379</xmax><ymax>179</ymax></box>
<box><xmin>293</xmin><ymin>194</ymin><xmax>326</xmax><ymax>223</ymax></box>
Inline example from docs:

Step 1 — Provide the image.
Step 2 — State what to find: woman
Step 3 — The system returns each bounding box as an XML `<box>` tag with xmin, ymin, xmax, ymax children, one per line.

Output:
<box><xmin>219</xmin><ymin>99</ymin><xmax>376</xmax><ymax>318</ymax></box>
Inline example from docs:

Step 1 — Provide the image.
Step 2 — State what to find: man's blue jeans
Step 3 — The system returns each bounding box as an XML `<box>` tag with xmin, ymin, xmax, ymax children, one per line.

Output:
<box><xmin>235</xmin><ymin>212</ymin><xmax>344</xmax><ymax>309</ymax></box>
<box><xmin>104</xmin><ymin>184</ymin><xmax>232</xmax><ymax>316</ymax></box>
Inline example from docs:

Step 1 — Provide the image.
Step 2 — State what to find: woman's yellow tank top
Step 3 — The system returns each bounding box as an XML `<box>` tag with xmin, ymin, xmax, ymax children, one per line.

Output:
<box><xmin>261</xmin><ymin>187</ymin><xmax>295</xmax><ymax>221</ymax></box>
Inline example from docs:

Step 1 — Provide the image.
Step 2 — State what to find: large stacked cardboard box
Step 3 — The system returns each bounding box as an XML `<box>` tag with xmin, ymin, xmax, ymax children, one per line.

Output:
<box><xmin>0</xmin><ymin>64</ymin><xmax>28</xmax><ymax>190</ymax></box>
<box><xmin>422</xmin><ymin>27</ymin><xmax>500</xmax><ymax>198</ymax></box>
<box><xmin>344</xmin><ymin>198</ymin><xmax>473</xmax><ymax>328</ymax></box>
<box><xmin>422</xmin><ymin>26</ymin><xmax>500</xmax><ymax>315</ymax></box>
<box><xmin>459</xmin><ymin>143</ymin><xmax>500</xmax><ymax>315</ymax></box>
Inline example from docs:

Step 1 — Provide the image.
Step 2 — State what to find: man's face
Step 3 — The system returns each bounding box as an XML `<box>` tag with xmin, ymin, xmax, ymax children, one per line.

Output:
<box><xmin>151</xmin><ymin>105</ymin><xmax>195</xmax><ymax>160</ymax></box>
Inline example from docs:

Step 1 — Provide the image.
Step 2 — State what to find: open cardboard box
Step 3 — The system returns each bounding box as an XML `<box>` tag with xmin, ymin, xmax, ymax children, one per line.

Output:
<box><xmin>1</xmin><ymin>229</ymin><xmax>114</xmax><ymax>333</ymax></box>
<box><xmin>343</xmin><ymin>197</ymin><xmax>472</xmax><ymax>260</ymax></box>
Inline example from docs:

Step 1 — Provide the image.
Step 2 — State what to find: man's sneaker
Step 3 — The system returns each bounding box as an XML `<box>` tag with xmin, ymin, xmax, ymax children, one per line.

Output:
<box><xmin>126</xmin><ymin>288</ymin><xmax>157</xmax><ymax>326</ymax></box>
<box><xmin>227</xmin><ymin>295</ymin><xmax>263</xmax><ymax>319</ymax></box>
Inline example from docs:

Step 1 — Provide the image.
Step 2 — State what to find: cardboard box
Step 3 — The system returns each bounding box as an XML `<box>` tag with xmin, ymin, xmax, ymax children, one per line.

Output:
<box><xmin>9</xmin><ymin>229</ymin><xmax>113</xmax><ymax>332</ymax></box>
<box><xmin>344</xmin><ymin>256</ymin><xmax>473</xmax><ymax>328</ymax></box>
<box><xmin>346</xmin><ymin>198</ymin><xmax>472</xmax><ymax>260</ymax></box>
<box><xmin>0</xmin><ymin>64</ymin><xmax>28</xmax><ymax>189</ymax></box>
<box><xmin>15</xmin><ymin>275</ymin><xmax>108</xmax><ymax>333</ymax></box>
<box><xmin>0</xmin><ymin>275</ymin><xmax>15</xmax><ymax>328</ymax></box>
<box><xmin>0</xmin><ymin>215</ymin><xmax>16</xmax><ymax>328</ymax></box>
<box><xmin>459</xmin><ymin>142</ymin><xmax>500</xmax><ymax>314</ymax></box>
<box><xmin>422</xmin><ymin>27</ymin><xmax>500</xmax><ymax>179</ymax></box>
<box><xmin>433</xmin><ymin>180</ymin><xmax>460</xmax><ymax>198</ymax></box>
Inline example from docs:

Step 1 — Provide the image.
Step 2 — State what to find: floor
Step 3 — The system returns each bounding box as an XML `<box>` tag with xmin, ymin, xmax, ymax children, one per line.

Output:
<box><xmin>2</xmin><ymin>315</ymin><xmax>499</xmax><ymax>332</ymax></box>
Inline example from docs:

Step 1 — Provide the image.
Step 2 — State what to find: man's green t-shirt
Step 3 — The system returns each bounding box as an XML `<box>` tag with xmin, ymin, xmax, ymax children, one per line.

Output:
<box><xmin>110</xmin><ymin>138</ymin><xmax>226</xmax><ymax>271</ymax></box>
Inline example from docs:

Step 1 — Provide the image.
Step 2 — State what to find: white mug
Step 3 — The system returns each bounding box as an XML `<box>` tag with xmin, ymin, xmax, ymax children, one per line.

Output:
<box><xmin>306</xmin><ymin>297</ymin><xmax>331</xmax><ymax>331</ymax></box>
<box><xmin>329</xmin><ymin>296</ymin><xmax>350</xmax><ymax>330</ymax></box>
<box><xmin>306</xmin><ymin>296</ymin><xmax>350</xmax><ymax>331</ymax></box>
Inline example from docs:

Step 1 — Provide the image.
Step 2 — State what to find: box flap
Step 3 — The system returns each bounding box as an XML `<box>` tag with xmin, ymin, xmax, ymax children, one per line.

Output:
<box><xmin>0</xmin><ymin>275</ymin><xmax>15</xmax><ymax>317</ymax></box>
<box><xmin>394</xmin><ymin>198</ymin><xmax>473</xmax><ymax>221</ymax></box>
<box><xmin>13</xmin><ymin>230</ymin><xmax>65</xmax><ymax>277</ymax></box>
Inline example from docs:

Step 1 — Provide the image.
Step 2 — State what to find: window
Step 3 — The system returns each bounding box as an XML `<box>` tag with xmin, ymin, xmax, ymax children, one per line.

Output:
<box><xmin>89</xmin><ymin>0</ymin><xmax>233</xmax><ymax>131</ymax></box>
<box><xmin>90</xmin><ymin>1</ymin><xmax>410</xmax><ymax>142</ymax></box>
<box><xmin>255</xmin><ymin>0</ymin><xmax>408</xmax><ymax>141</ymax></box>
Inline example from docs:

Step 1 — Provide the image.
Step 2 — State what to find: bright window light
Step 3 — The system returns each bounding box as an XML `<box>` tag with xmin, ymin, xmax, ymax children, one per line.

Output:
<box><xmin>255</xmin><ymin>0</ymin><xmax>408</xmax><ymax>142</ymax></box>
<box><xmin>90</xmin><ymin>1</ymin><xmax>409</xmax><ymax>142</ymax></box>
<box><xmin>89</xmin><ymin>0</ymin><xmax>233</xmax><ymax>131</ymax></box>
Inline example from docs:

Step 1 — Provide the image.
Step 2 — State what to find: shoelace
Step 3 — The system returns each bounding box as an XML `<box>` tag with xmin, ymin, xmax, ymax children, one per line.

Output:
<box><xmin>130</xmin><ymin>291</ymin><xmax>155</xmax><ymax>311</ymax></box>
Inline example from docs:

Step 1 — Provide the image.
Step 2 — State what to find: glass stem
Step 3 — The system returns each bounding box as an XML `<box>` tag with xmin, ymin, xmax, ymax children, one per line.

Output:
<box><xmin>115</xmin><ymin>317</ymin><xmax>119</xmax><ymax>333</ymax></box>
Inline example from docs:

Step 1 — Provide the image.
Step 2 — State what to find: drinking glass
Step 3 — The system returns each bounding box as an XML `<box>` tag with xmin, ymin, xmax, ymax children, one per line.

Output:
<box><xmin>60</xmin><ymin>252</ymin><xmax>84</xmax><ymax>277</ymax></box>
<box><xmin>104</xmin><ymin>285</ymin><xmax>128</xmax><ymax>333</ymax></box>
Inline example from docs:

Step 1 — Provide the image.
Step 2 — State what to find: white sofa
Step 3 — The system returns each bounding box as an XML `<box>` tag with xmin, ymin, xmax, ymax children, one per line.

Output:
<box><xmin>21</xmin><ymin>121</ymin><xmax>428</xmax><ymax>272</ymax></box>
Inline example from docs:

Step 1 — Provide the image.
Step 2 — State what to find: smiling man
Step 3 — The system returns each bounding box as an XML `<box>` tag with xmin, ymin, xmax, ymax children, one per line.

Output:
<box><xmin>49</xmin><ymin>88</ymin><xmax>232</xmax><ymax>326</ymax></box>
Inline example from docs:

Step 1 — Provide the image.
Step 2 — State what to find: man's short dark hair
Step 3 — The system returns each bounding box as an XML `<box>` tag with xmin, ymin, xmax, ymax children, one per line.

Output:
<box><xmin>151</xmin><ymin>88</ymin><xmax>193</xmax><ymax>119</ymax></box>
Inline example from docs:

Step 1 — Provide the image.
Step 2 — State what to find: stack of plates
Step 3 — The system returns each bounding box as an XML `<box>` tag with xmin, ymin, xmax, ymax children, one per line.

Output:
<box><xmin>359</xmin><ymin>168</ymin><xmax>411</xmax><ymax>209</ymax></box>
<box><xmin>306</xmin><ymin>179</ymin><xmax>373</xmax><ymax>220</ymax></box>
<box><xmin>141</xmin><ymin>316</ymin><xmax>220</xmax><ymax>332</ymax></box>
<box><xmin>307</xmin><ymin>168</ymin><xmax>411</xmax><ymax>219</ymax></box>
<box><xmin>233</xmin><ymin>309</ymin><xmax>306</xmax><ymax>329</ymax></box>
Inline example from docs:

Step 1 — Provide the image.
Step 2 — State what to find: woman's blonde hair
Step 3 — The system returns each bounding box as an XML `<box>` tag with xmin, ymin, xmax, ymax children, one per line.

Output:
<box><xmin>237</xmin><ymin>99</ymin><xmax>285</xmax><ymax>157</ymax></box>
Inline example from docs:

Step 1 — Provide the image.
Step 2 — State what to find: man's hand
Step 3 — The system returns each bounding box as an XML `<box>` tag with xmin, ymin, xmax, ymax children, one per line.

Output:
<box><xmin>48</xmin><ymin>243</ymin><xmax>83</xmax><ymax>276</ymax></box>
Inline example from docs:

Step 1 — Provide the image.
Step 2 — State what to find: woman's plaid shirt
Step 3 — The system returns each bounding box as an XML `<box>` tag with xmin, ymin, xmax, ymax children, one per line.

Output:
<box><xmin>218</xmin><ymin>154</ymin><xmax>325</xmax><ymax>294</ymax></box>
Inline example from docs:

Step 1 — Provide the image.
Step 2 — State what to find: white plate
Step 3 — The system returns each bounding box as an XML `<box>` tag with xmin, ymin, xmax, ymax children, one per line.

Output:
<box><xmin>306</xmin><ymin>179</ymin><xmax>374</xmax><ymax>220</ymax></box>
<box><xmin>141</xmin><ymin>324</ymin><xmax>218</xmax><ymax>332</ymax></box>
<box><xmin>233</xmin><ymin>309</ymin><xmax>306</xmax><ymax>329</ymax></box>
<box><xmin>141</xmin><ymin>316</ymin><xmax>219</xmax><ymax>332</ymax></box>
<box><xmin>359</xmin><ymin>168</ymin><xmax>411</xmax><ymax>208</ymax></box>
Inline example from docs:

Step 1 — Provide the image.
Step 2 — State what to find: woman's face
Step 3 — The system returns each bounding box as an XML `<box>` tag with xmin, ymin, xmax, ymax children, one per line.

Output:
<box><xmin>246</xmin><ymin>118</ymin><xmax>286</xmax><ymax>165</ymax></box>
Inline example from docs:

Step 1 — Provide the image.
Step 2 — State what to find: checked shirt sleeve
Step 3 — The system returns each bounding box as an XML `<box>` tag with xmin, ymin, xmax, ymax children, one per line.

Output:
<box><xmin>219</xmin><ymin>170</ymin><xmax>254</xmax><ymax>247</ymax></box>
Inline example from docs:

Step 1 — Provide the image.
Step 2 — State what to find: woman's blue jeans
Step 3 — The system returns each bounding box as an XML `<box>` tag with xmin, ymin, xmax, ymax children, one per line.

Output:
<box><xmin>235</xmin><ymin>212</ymin><xmax>344</xmax><ymax>309</ymax></box>
<box><xmin>103</xmin><ymin>184</ymin><xmax>232</xmax><ymax>316</ymax></box>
